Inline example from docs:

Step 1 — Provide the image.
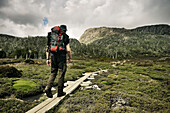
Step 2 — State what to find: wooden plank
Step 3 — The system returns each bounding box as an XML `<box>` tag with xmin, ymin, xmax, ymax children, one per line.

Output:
<box><xmin>26</xmin><ymin>73</ymin><xmax>92</xmax><ymax>113</ymax></box>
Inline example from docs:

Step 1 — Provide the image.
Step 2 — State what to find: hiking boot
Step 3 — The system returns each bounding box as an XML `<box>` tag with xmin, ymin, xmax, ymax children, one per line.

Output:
<box><xmin>57</xmin><ymin>92</ymin><xmax>66</xmax><ymax>97</ymax></box>
<box><xmin>44</xmin><ymin>89</ymin><xmax>53</xmax><ymax>98</ymax></box>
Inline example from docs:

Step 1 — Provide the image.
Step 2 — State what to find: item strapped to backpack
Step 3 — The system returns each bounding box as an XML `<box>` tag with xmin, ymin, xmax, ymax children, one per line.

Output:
<box><xmin>49</xmin><ymin>26</ymin><xmax>66</xmax><ymax>52</ymax></box>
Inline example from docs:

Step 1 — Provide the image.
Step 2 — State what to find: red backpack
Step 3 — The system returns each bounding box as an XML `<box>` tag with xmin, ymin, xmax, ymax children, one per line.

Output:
<box><xmin>50</xmin><ymin>26</ymin><xmax>66</xmax><ymax>52</ymax></box>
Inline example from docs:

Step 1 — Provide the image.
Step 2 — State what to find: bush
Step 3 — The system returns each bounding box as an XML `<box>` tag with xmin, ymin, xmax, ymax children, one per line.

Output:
<box><xmin>24</xmin><ymin>59</ymin><xmax>35</xmax><ymax>64</ymax></box>
<box><xmin>0</xmin><ymin>66</ymin><xmax>22</xmax><ymax>78</ymax></box>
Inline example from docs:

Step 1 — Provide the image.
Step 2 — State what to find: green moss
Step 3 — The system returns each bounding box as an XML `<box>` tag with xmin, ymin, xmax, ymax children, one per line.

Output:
<box><xmin>13</xmin><ymin>79</ymin><xmax>37</xmax><ymax>91</ymax></box>
<box><xmin>101</xmin><ymin>81</ymin><xmax>108</xmax><ymax>84</ymax></box>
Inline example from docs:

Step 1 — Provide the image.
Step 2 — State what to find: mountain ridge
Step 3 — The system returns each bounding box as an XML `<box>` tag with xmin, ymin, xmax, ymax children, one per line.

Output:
<box><xmin>79</xmin><ymin>24</ymin><xmax>170</xmax><ymax>44</ymax></box>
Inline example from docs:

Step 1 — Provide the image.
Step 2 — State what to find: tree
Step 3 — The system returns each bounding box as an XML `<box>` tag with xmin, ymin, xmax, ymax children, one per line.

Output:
<box><xmin>0</xmin><ymin>49</ymin><xmax>6</xmax><ymax>58</ymax></box>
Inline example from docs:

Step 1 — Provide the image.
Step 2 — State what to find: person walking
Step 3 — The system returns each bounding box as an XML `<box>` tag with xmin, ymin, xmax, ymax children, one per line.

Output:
<box><xmin>45</xmin><ymin>25</ymin><xmax>71</xmax><ymax>98</ymax></box>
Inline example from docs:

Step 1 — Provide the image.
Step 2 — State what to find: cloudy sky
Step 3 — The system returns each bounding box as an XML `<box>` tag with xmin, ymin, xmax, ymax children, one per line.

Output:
<box><xmin>0</xmin><ymin>0</ymin><xmax>169</xmax><ymax>39</ymax></box>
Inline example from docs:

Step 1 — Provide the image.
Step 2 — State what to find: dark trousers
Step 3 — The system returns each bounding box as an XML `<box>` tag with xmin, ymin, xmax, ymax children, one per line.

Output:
<box><xmin>46</xmin><ymin>52</ymin><xmax>67</xmax><ymax>94</ymax></box>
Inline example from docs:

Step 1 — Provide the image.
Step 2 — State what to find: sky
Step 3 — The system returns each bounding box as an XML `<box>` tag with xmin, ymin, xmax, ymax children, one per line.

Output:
<box><xmin>0</xmin><ymin>0</ymin><xmax>169</xmax><ymax>39</ymax></box>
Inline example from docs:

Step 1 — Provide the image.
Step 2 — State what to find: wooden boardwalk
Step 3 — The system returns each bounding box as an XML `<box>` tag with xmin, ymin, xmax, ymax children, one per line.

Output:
<box><xmin>26</xmin><ymin>73</ymin><xmax>92</xmax><ymax>113</ymax></box>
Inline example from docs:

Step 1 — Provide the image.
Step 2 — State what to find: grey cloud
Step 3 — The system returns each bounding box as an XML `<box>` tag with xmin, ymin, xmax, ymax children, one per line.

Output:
<box><xmin>0</xmin><ymin>11</ymin><xmax>42</xmax><ymax>26</ymax></box>
<box><xmin>0</xmin><ymin>0</ymin><xmax>45</xmax><ymax>26</ymax></box>
<box><xmin>0</xmin><ymin>0</ymin><xmax>169</xmax><ymax>38</ymax></box>
<box><xmin>127</xmin><ymin>0</ymin><xmax>170</xmax><ymax>27</ymax></box>
<box><xmin>34</xmin><ymin>0</ymin><xmax>68</xmax><ymax>7</ymax></box>
<box><xmin>10</xmin><ymin>14</ymin><xmax>42</xmax><ymax>26</ymax></box>
<box><xmin>0</xmin><ymin>0</ymin><xmax>9</xmax><ymax>8</ymax></box>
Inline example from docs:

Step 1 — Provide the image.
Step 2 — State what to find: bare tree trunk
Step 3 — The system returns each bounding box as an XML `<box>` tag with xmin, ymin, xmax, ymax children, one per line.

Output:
<box><xmin>115</xmin><ymin>50</ymin><xmax>118</xmax><ymax>59</ymax></box>
<box><xmin>15</xmin><ymin>55</ymin><xmax>17</xmax><ymax>59</ymax></box>
<box><xmin>26</xmin><ymin>54</ymin><xmax>28</xmax><ymax>59</ymax></box>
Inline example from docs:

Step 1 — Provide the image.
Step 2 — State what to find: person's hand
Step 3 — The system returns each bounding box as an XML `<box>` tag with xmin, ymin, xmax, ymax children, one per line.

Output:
<box><xmin>46</xmin><ymin>60</ymin><xmax>51</xmax><ymax>66</ymax></box>
<box><xmin>67</xmin><ymin>58</ymin><xmax>71</xmax><ymax>63</ymax></box>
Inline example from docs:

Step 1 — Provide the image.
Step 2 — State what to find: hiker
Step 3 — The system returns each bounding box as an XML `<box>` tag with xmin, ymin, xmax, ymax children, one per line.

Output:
<box><xmin>45</xmin><ymin>25</ymin><xmax>71</xmax><ymax>98</ymax></box>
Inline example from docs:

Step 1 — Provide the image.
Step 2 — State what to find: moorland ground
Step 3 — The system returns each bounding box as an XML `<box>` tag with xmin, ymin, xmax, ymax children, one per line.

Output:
<box><xmin>0</xmin><ymin>57</ymin><xmax>169</xmax><ymax>113</ymax></box>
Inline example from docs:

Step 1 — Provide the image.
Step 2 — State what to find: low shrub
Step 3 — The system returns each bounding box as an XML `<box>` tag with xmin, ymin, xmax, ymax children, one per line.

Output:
<box><xmin>24</xmin><ymin>59</ymin><xmax>35</xmax><ymax>64</ymax></box>
<box><xmin>0</xmin><ymin>58</ymin><xmax>24</xmax><ymax>65</ymax></box>
<box><xmin>0</xmin><ymin>99</ymin><xmax>32</xmax><ymax>113</ymax></box>
<box><xmin>136</xmin><ymin>61</ymin><xmax>153</xmax><ymax>66</ymax></box>
<box><xmin>0</xmin><ymin>66</ymin><xmax>22</xmax><ymax>78</ymax></box>
<box><xmin>0</xmin><ymin>78</ymin><xmax>14</xmax><ymax>98</ymax></box>
<box><xmin>70</xmin><ymin>65</ymin><xmax>86</xmax><ymax>69</ymax></box>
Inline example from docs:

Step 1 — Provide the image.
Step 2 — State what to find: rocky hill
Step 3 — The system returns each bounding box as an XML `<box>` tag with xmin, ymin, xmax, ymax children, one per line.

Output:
<box><xmin>79</xmin><ymin>27</ymin><xmax>126</xmax><ymax>44</ymax></box>
<box><xmin>79</xmin><ymin>24</ymin><xmax>170</xmax><ymax>44</ymax></box>
<box><xmin>131</xmin><ymin>24</ymin><xmax>170</xmax><ymax>35</ymax></box>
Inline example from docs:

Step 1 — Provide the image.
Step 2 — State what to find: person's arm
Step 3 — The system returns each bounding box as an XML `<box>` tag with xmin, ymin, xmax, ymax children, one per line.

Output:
<box><xmin>46</xmin><ymin>32</ymin><xmax>51</xmax><ymax>66</ymax></box>
<box><xmin>46</xmin><ymin>46</ymin><xmax>51</xmax><ymax>66</ymax></box>
<box><xmin>66</xmin><ymin>44</ymin><xmax>71</xmax><ymax>63</ymax></box>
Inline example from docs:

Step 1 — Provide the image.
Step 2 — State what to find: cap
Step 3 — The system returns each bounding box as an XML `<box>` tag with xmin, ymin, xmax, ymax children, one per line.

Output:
<box><xmin>60</xmin><ymin>25</ymin><xmax>67</xmax><ymax>31</ymax></box>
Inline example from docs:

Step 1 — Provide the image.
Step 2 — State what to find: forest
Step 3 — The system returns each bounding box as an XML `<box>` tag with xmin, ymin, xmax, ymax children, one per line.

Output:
<box><xmin>0</xmin><ymin>24</ymin><xmax>170</xmax><ymax>60</ymax></box>
<box><xmin>0</xmin><ymin>33</ymin><xmax>169</xmax><ymax>60</ymax></box>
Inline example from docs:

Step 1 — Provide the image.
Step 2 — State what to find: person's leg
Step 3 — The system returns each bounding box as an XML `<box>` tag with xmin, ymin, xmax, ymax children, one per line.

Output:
<box><xmin>46</xmin><ymin>67</ymin><xmax>58</xmax><ymax>90</ymax></box>
<box><xmin>57</xmin><ymin>63</ymin><xmax>67</xmax><ymax>97</ymax></box>
<box><xmin>45</xmin><ymin>53</ymin><xmax>58</xmax><ymax>98</ymax></box>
